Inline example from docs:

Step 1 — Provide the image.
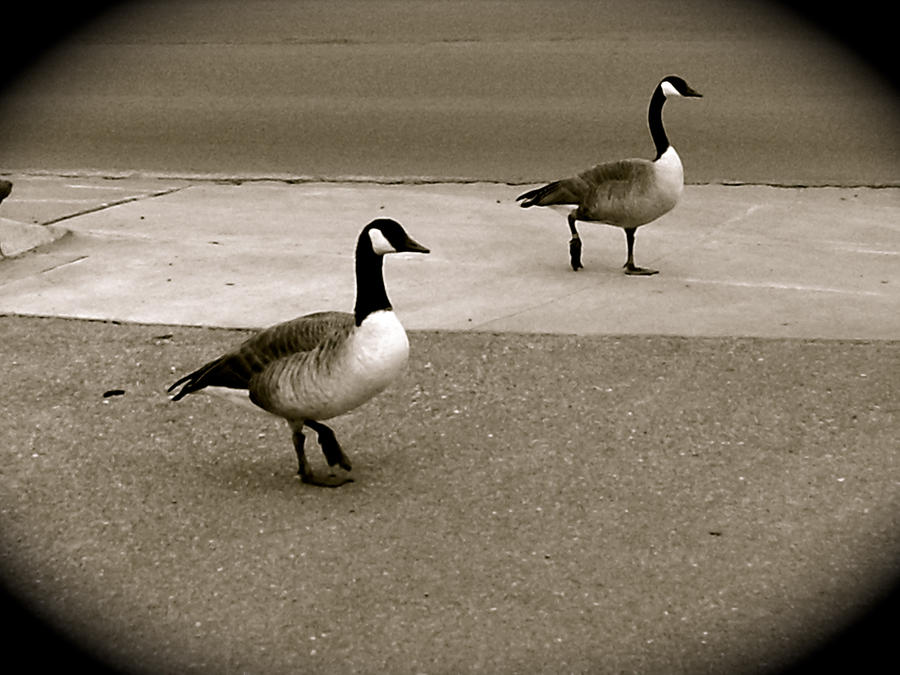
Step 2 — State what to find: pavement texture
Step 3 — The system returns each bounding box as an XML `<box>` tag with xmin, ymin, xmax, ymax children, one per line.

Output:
<box><xmin>0</xmin><ymin>174</ymin><xmax>898</xmax><ymax>674</ymax></box>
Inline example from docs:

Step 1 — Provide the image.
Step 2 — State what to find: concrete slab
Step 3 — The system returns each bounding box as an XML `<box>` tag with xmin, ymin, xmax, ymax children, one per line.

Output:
<box><xmin>0</xmin><ymin>175</ymin><xmax>897</xmax><ymax>339</ymax></box>
<box><xmin>0</xmin><ymin>173</ymin><xmax>190</xmax><ymax>225</ymax></box>
<box><xmin>0</xmin><ymin>217</ymin><xmax>68</xmax><ymax>258</ymax></box>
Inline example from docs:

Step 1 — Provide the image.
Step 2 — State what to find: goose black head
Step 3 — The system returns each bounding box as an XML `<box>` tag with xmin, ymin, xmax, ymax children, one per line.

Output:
<box><xmin>364</xmin><ymin>218</ymin><xmax>430</xmax><ymax>256</ymax></box>
<box><xmin>659</xmin><ymin>75</ymin><xmax>702</xmax><ymax>99</ymax></box>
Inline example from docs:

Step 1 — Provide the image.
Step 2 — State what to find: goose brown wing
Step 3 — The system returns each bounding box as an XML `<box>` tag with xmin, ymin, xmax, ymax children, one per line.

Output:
<box><xmin>517</xmin><ymin>159</ymin><xmax>646</xmax><ymax>208</ymax></box>
<box><xmin>168</xmin><ymin>311</ymin><xmax>354</xmax><ymax>400</ymax></box>
<box><xmin>577</xmin><ymin>159</ymin><xmax>656</xmax><ymax>221</ymax></box>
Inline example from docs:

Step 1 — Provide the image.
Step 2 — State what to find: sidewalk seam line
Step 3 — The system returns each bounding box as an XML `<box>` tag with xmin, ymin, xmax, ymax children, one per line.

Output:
<box><xmin>41</xmin><ymin>187</ymin><xmax>187</xmax><ymax>226</ymax></box>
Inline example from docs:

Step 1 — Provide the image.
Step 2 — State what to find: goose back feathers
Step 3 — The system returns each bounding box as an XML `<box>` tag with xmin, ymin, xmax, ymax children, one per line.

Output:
<box><xmin>169</xmin><ymin>311</ymin><xmax>354</xmax><ymax>400</ymax></box>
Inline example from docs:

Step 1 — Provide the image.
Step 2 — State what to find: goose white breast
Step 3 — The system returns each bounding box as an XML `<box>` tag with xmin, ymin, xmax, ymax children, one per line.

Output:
<box><xmin>275</xmin><ymin>309</ymin><xmax>410</xmax><ymax>422</ymax></box>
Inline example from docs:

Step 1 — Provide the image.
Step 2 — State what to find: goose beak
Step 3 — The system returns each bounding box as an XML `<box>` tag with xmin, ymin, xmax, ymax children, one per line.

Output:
<box><xmin>684</xmin><ymin>84</ymin><xmax>702</xmax><ymax>97</ymax></box>
<box><xmin>400</xmin><ymin>235</ymin><xmax>430</xmax><ymax>254</ymax></box>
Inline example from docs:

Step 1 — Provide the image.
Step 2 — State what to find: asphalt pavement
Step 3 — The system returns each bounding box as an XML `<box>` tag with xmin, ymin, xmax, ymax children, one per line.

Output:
<box><xmin>0</xmin><ymin>173</ymin><xmax>898</xmax><ymax>675</ymax></box>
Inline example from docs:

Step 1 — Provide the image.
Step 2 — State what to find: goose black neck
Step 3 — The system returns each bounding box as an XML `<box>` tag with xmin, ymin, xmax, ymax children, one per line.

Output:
<box><xmin>353</xmin><ymin>238</ymin><xmax>392</xmax><ymax>326</ymax></box>
<box><xmin>648</xmin><ymin>87</ymin><xmax>669</xmax><ymax>160</ymax></box>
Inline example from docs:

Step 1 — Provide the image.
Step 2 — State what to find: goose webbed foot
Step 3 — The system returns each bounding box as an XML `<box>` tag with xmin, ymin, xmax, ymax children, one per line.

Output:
<box><xmin>569</xmin><ymin>236</ymin><xmax>583</xmax><ymax>271</ymax></box>
<box><xmin>300</xmin><ymin>472</ymin><xmax>354</xmax><ymax>488</ymax></box>
<box><xmin>623</xmin><ymin>262</ymin><xmax>658</xmax><ymax>276</ymax></box>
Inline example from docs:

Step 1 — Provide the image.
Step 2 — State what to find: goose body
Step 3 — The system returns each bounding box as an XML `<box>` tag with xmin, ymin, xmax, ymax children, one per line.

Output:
<box><xmin>517</xmin><ymin>76</ymin><xmax>701</xmax><ymax>275</ymax></box>
<box><xmin>168</xmin><ymin>219</ymin><xmax>429</xmax><ymax>487</ymax></box>
<box><xmin>252</xmin><ymin>309</ymin><xmax>409</xmax><ymax>422</ymax></box>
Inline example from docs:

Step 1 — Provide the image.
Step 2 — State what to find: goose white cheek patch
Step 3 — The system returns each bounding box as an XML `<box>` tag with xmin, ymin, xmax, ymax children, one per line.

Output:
<box><xmin>369</xmin><ymin>228</ymin><xmax>396</xmax><ymax>254</ymax></box>
<box><xmin>660</xmin><ymin>80</ymin><xmax>681</xmax><ymax>98</ymax></box>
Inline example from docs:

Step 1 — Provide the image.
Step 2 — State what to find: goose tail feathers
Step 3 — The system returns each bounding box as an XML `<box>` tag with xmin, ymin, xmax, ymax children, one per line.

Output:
<box><xmin>167</xmin><ymin>378</ymin><xmax>194</xmax><ymax>401</ymax></box>
<box><xmin>167</xmin><ymin>357</ymin><xmax>232</xmax><ymax>401</ymax></box>
<box><xmin>516</xmin><ymin>179</ymin><xmax>580</xmax><ymax>208</ymax></box>
<box><xmin>167</xmin><ymin>367</ymin><xmax>207</xmax><ymax>401</ymax></box>
<box><xmin>516</xmin><ymin>184</ymin><xmax>551</xmax><ymax>207</ymax></box>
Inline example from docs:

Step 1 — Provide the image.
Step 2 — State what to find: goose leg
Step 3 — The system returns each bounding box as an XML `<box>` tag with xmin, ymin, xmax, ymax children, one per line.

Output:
<box><xmin>623</xmin><ymin>227</ymin><xmax>658</xmax><ymax>276</ymax></box>
<box><xmin>306</xmin><ymin>419</ymin><xmax>354</xmax><ymax>477</ymax></box>
<box><xmin>291</xmin><ymin>423</ymin><xmax>352</xmax><ymax>488</ymax></box>
<box><xmin>306</xmin><ymin>420</ymin><xmax>352</xmax><ymax>471</ymax></box>
<box><xmin>567</xmin><ymin>212</ymin><xmax>583</xmax><ymax>271</ymax></box>
<box><xmin>291</xmin><ymin>426</ymin><xmax>314</xmax><ymax>481</ymax></box>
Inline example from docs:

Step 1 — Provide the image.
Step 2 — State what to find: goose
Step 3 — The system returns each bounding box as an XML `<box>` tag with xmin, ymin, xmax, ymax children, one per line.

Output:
<box><xmin>168</xmin><ymin>218</ymin><xmax>429</xmax><ymax>487</ymax></box>
<box><xmin>0</xmin><ymin>179</ymin><xmax>11</xmax><ymax>205</ymax></box>
<box><xmin>516</xmin><ymin>75</ymin><xmax>702</xmax><ymax>275</ymax></box>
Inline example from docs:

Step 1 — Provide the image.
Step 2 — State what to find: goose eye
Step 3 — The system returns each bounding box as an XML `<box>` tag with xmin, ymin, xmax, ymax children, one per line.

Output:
<box><xmin>368</xmin><ymin>228</ymin><xmax>396</xmax><ymax>254</ymax></box>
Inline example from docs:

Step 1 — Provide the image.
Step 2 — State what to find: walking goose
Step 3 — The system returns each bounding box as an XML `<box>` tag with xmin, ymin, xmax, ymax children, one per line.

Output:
<box><xmin>516</xmin><ymin>75</ymin><xmax>702</xmax><ymax>275</ymax></box>
<box><xmin>168</xmin><ymin>218</ymin><xmax>429</xmax><ymax>487</ymax></box>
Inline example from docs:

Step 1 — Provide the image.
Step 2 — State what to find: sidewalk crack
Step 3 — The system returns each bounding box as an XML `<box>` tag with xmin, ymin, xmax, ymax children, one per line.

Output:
<box><xmin>41</xmin><ymin>187</ymin><xmax>186</xmax><ymax>226</ymax></box>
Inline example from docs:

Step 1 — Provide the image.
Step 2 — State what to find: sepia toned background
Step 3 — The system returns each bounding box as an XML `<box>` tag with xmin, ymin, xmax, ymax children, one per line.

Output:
<box><xmin>1</xmin><ymin>2</ymin><xmax>897</xmax><ymax>674</ymax></box>
<box><xmin>1</xmin><ymin>0</ymin><xmax>897</xmax><ymax>186</ymax></box>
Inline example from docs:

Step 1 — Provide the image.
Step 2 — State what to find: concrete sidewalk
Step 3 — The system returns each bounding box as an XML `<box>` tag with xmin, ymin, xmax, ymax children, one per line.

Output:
<box><xmin>0</xmin><ymin>173</ymin><xmax>897</xmax><ymax>339</ymax></box>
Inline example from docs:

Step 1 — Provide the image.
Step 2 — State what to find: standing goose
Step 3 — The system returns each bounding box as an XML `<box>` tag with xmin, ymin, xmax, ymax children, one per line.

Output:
<box><xmin>168</xmin><ymin>218</ymin><xmax>429</xmax><ymax>487</ymax></box>
<box><xmin>516</xmin><ymin>75</ymin><xmax>702</xmax><ymax>275</ymax></box>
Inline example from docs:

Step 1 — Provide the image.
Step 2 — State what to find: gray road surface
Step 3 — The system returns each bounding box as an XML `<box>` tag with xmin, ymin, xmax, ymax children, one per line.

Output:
<box><xmin>0</xmin><ymin>0</ymin><xmax>897</xmax><ymax>185</ymax></box>
<box><xmin>1</xmin><ymin>316</ymin><xmax>898</xmax><ymax>674</ymax></box>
